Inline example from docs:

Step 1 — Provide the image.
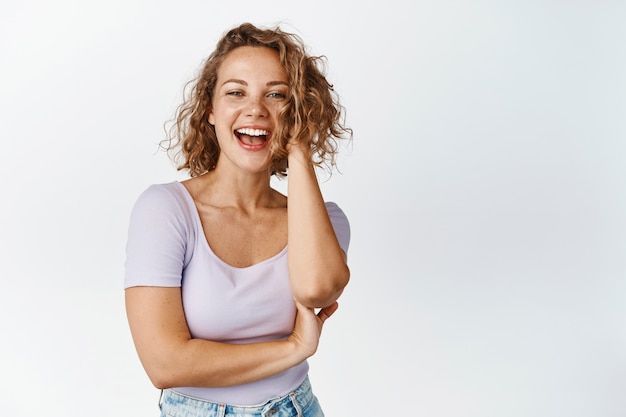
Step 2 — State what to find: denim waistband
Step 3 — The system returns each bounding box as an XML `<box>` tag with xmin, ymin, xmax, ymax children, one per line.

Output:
<box><xmin>159</xmin><ymin>376</ymin><xmax>315</xmax><ymax>417</ymax></box>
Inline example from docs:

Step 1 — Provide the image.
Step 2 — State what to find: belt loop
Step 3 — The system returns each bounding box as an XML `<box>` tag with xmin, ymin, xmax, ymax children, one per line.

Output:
<box><xmin>158</xmin><ymin>389</ymin><xmax>164</xmax><ymax>411</ymax></box>
<box><xmin>289</xmin><ymin>392</ymin><xmax>303</xmax><ymax>417</ymax></box>
<box><xmin>261</xmin><ymin>398</ymin><xmax>280</xmax><ymax>416</ymax></box>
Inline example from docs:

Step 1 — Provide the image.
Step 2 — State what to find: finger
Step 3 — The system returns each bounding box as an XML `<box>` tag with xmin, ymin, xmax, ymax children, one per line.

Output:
<box><xmin>317</xmin><ymin>301</ymin><xmax>339</xmax><ymax>322</ymax></box>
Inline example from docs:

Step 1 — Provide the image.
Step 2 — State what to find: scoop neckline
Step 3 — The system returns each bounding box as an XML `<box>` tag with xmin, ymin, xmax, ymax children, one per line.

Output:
<box><xmin>173</xmin><ymin>181</ymin><xmax>288</xmax><ymax>270</ymax></box>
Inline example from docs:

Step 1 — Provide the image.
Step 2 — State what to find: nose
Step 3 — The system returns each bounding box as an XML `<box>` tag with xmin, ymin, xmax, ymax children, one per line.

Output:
<box><xmin>245</xmin><ymin>95</ymin><xmax>268</xmax><ymax>118</ymax></box>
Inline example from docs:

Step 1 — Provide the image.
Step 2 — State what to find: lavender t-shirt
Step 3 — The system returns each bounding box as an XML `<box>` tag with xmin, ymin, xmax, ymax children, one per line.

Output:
<box><xmin>124</xmin><ymin>182</ymin><xmax>350</xmax><ymax>405</ymax></box>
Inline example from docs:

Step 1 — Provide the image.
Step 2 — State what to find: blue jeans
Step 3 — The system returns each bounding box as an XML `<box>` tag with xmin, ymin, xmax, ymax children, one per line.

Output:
<box><xmin>159</xmin><ymin>376</ymin><xmax>324</xmax><ymax>417</ymax></box>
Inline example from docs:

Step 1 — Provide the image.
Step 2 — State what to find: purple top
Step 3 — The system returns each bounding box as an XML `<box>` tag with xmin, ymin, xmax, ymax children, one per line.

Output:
<box><xmin>124</xmin><ymin>181</ymin><xmax>350</xmax><ymax>405</ymax></box>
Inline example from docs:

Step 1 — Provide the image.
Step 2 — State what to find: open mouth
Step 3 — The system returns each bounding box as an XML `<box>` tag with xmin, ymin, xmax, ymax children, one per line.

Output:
<box><xmin>235</xmin><ymin>128</ymin><xmax>269</xmax><ymax>149</ymax></box>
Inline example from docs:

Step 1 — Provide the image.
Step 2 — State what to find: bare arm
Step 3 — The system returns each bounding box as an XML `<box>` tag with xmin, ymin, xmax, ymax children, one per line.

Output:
<box><xmin>287</xmin><ymin>145</ymin><xmax>350</xmax><ymax>308</ymax></box>
<box><xmin>125</xmin><ymin>286</ymin><xmax>336</xmax><ymax>389</ymax></box>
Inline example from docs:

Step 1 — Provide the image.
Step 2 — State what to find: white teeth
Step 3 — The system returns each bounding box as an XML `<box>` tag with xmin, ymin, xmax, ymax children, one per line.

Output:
<box><xmin>236</xmin><ymin>128</ymin><xmax>268</xmax><ymax>137</ymax></box>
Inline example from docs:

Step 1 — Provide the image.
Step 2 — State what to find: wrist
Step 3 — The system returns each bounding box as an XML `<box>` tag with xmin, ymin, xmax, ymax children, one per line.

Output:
<box><xmin>285</xmin><ymin>334</ymin><xmax>313</xmax><ymax>364</ymax></box>
<box><xmin>287</xmin><ymin>142</ymin><xmax>311</xmax><ymax>163</ymax></box>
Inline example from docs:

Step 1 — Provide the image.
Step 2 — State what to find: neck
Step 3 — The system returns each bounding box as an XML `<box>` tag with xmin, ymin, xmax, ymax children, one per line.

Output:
<box><xmin>195</xmin><ymin>165</ymin><xmax>278</xmax><ymax>210</ymax></box>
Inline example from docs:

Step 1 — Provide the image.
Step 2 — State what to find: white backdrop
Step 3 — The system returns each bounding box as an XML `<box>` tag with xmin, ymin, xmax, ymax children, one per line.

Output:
<box><xmin>1</xmin><ymin>1</ymin><xmax>625</xmax><ymax>416</ymax></box>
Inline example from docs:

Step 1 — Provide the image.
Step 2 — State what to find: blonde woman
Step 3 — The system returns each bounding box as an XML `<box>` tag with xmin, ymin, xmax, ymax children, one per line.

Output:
<box><xmin>124</xmin><ymin>22</ymin><xmax>352</xmax><ymax>417</ymax></box>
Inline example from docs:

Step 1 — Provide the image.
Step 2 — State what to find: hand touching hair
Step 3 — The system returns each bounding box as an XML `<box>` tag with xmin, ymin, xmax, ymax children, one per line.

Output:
<box><xmin>162</xmin><ymin>22</ymin><xmax>352</xmax><ymax>177</ymax></box>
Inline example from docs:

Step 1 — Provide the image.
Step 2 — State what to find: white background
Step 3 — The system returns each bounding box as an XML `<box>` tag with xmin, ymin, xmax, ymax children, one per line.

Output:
<box><xmin>1</xmin><ymin>1</ymin><xmax>625</xmax><ymax>416</ymax></box>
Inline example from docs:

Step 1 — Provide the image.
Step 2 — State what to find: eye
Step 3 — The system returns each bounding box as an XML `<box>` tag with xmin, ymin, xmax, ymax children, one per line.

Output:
<box><xmin>267</xmin><ymin>92</ymin><xmax>286</xmax><ymax>99</ymax></box>
<box><xmin>226</xmin><ymin>90</ymin><xmax>244</xmax><ymax>97</ymax></box>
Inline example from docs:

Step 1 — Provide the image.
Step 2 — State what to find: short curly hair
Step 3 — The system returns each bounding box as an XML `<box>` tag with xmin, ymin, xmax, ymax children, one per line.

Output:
<box><xmin>162</xmin><ymin>22</ymin><xmax>352</xmax><ymax>177</ymax></box>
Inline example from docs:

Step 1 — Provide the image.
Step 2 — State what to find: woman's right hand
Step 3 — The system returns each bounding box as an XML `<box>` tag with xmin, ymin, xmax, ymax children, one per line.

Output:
<box><xmin>288</xmin><ymin>300</ymin><xmax>339</xmax><ymax>360</ymax></box>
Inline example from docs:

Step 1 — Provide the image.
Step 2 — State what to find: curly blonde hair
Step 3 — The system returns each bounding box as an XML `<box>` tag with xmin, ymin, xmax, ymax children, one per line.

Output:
<box><xmin>162</xmin><ymin>22</ymin><xmax>352</xmax><ymax>177</ymax></box>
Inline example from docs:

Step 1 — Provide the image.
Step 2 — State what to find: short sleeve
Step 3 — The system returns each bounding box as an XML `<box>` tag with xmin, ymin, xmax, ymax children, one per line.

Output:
<box><xmin>325</xmin><ymin>202</ymin><xmax>351</xmax><ymax>255</ymax></box>
<box><xmin>124</xmin><ymin>183</ymin><xmax>194</xmax><ymax>289</ymax></box>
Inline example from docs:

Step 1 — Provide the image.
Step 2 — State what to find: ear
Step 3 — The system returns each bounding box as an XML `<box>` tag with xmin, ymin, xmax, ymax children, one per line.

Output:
<box><xmin>208</xmin><ymin>109</ymin><xmax>215</xmax><ymax>126</ymax></box>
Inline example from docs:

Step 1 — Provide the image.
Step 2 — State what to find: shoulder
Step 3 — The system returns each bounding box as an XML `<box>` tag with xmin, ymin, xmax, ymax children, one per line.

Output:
<box><xmin>324</xmin><ymin>201</ymin><xmax>343</xmax><ymax>214</ymax></box>
<box><xmin>136</xmin><ymin>182</ymin><xmax>187</xmax><ymax>204</ymax></box>
<box><xmin>132</xmin><ymin>182</ymin><xmax>191</xmax><ymax>215</ymax></box>
<box><xmin>325</xmin><ymin>201</ymin><xmax>348</xmax><ymax>222</ymax></box>
<box><xmin>128</xmin><ymin>182</ymin><xmax>198</xmax><ymax>235</ymax></box>
<box><xmin>325</xmin><ymin>201</ymin><xmax>351</xmax><ymax>253</ymax></box>
<box><xmin>125</xmin><ymin>182</ymin><xmax>196</xmax><ymax>289</ymax></box>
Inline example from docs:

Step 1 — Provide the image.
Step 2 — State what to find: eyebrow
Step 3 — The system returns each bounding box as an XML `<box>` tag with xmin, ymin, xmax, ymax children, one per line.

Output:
<box><xmin>220</xmin><ymin>79</ymin><xmax>288</xmax><ymax>88</ymax></box>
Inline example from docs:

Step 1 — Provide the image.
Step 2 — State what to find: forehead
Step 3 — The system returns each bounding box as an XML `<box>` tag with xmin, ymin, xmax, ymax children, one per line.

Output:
<box><xmin>217</xmin><ymin>46</ymin><xmax>287</xmax><ymax>81</ymax></box>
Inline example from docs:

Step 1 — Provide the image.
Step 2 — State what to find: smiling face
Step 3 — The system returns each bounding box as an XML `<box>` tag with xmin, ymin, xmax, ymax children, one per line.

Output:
<box><xmin>208</xmin><ymin>46</ymin><xmax>289</xmax><ymax>175</ymax></box>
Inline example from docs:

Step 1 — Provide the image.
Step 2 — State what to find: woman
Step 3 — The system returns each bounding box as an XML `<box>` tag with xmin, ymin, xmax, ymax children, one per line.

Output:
<box><xmin>124</xmin><ymin>22</ymin><xmax>352</xmax><ymax>416</ymax></box>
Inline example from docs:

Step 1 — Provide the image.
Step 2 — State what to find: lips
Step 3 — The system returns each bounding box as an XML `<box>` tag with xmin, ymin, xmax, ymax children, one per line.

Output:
<box><xmin>235</xmin><ymin>128</ymin><xmax>269</xmax><ymax>150</ymax></box>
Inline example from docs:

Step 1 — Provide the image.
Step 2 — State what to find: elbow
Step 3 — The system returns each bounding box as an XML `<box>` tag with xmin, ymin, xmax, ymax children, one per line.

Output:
<box><xmin>142</xmin><ymin>358</ymin><xmax>185</xmax><ymax>390</ymax></box>
<box><xmin>294</xmin><ymin>265</ymin><xmax>350</xmax><ymax>308</ymax></box>
<box><xmin>146</xmin><ymin>366</ymin><xmax>177</xmax><ymax>390</ymax></box>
